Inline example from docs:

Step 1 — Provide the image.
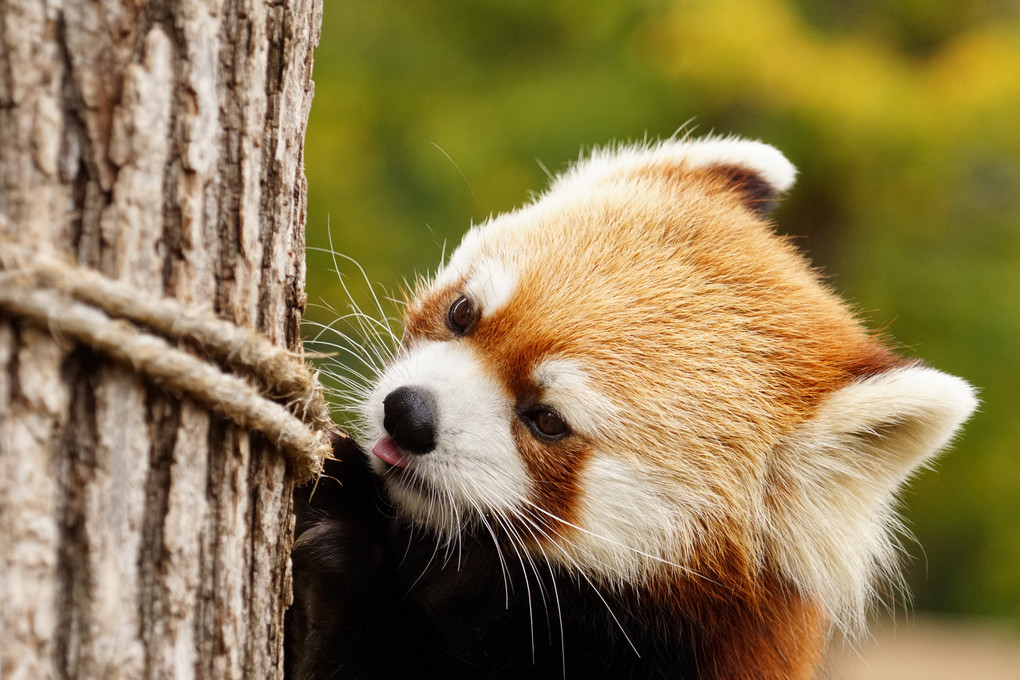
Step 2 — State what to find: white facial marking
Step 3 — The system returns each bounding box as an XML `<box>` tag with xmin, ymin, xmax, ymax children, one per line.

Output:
<box><xmin>531</xmin><ymin>357</ymin><xmax>619</xmax><ymax>439</ymax></box>
<box><xmin>432</xmin><ymin>250</ymin><xmax>518</xmax><ymax>319</ymax></box>
<box><xmin>431</xmin><ymin>230</ymin><xmax>479</xmax><ymax>292</ymax></box>
<box><xmin>462</xmin><ymin>258</ymin><xmax>518</xmax><ymax>317</ymax></box>
<box><xmin>529</xmin><ymin>357</ymin><xmax>720</xmax><ymax>579</ymax></box>
<box><xmin>364</xmin><ymin>340</ymin><xmax>531</xmax><ymax>536</ymax></box>
<box><xmin>566</xmin><ymin>454</ymin><xmax>707</xmax><ymax>582</ymax></box>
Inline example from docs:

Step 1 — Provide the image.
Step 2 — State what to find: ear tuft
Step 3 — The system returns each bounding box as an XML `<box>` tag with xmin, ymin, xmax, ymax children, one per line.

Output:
<box><xmin>767</xmin><ymin>364</ymin><xmax>977</xmax><ymax>632</ymax></box>
<box><xmin>553</xmin><ymin>135</ymin><xmax>797</xmax><ymax>216</ymax></box>
<box><xmin>812</xmin><ymin>365</ymin><xmax>977</xmax><ymax>481</ymax></box>
<box><xmin>677</xmin><ymin>136</ymin><xmax>798</xmax><ymax>196</ymax></box>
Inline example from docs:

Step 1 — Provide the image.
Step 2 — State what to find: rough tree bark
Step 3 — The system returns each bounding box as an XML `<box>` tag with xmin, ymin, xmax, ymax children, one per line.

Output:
<box><xmin>0</xmin><ymin>0</ymin><xmax>322</xmax><ymax>677</ymax></box>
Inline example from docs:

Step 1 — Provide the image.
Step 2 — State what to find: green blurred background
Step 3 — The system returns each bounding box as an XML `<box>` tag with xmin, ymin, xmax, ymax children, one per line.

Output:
<box><xmin>303</xmin><ymin>0</ymin><xmax>1020</xmax><ymax>624</ymax></box>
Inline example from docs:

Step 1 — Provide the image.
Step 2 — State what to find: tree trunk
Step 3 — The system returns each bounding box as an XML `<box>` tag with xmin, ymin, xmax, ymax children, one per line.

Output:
<box><xmin>0</xmin><ymin>0</ymin><xmax>322</xmax><ymax>677</ymax></box>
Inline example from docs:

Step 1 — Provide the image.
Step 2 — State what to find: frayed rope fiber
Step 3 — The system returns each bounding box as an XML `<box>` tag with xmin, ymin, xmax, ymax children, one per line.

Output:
<box><xmin>0</xmin><ymin>243</ymin><xmax>337</xmax><ymax>482</ymax></box>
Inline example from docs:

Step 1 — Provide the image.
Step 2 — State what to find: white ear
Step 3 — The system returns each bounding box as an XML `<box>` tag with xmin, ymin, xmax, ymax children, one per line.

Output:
<box><xmin>673</xmin><ymin>135</ymin><xmax>797</xmax><ymax>194</ymax></box>
<box><xmin>553</xmin><ymin>135</ymin><xmax>797</xmax><ymax>216</ymax></box>
<box><xmin>767</xmin><ymin>365</ymin><xmax>977</xmax><ymax>632</ymax></box>
<box><xmin>805</xmin><ymin>364</ymin><xmax>977</xmax><ymax>483</ymax></box>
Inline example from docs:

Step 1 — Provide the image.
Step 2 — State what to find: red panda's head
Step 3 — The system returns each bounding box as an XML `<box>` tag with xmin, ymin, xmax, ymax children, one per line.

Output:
<box><xmin>360</xmin><ymin>135</ymin><xmax>976</xmax><ymax>633</ymax></box>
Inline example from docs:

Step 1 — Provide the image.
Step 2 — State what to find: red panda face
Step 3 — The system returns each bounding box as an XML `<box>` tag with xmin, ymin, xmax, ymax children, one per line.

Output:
<box><xmin>359</xmin><ymin>136</ymin><xmax>976</xmax><ymax>632</ymax></box>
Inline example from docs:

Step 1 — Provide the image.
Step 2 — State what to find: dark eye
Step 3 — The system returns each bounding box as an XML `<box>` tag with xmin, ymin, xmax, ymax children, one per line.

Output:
<box><xmin>523</xmin><ymin>407</ymin><xmax>570</xmax><ymax>441</ymax></box>
<box><xmin>447</xmin><ymin>295</ymin><xmax>477</xmax><ymax>335</ymax></box>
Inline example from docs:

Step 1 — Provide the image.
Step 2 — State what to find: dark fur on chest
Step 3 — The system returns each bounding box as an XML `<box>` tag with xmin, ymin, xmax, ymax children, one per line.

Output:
<box><xmin>284</xmin><ymin>435</ymin><xmax>698</xmax><ymax>680</ymax></box>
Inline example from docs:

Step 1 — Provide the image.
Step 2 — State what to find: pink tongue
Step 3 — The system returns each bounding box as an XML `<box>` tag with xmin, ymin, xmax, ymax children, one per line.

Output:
<box><xmin>372</xmin><ymin>436</ymin><xmax>409</xmax><ymax>468</ymax></box>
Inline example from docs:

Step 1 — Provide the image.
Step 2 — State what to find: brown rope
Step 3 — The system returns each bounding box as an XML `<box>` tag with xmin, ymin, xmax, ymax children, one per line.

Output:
<box><xmin>0</xmin><ymin>243</ymin><xmax>336</xmax><ymax>482</ymax></box>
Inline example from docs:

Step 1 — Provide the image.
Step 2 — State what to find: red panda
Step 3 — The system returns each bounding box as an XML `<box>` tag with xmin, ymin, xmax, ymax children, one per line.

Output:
<box><xmin>287</xmin><ymin>135</ymin><xmax>976</xmax><ymax>680</ymax></box>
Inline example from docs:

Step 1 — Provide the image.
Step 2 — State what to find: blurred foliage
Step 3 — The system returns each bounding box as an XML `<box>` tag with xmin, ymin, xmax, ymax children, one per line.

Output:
<box><xmin>304</xmin><ymin>0</ymin><xmax>1020</xmax><ymax>622</ymax></box>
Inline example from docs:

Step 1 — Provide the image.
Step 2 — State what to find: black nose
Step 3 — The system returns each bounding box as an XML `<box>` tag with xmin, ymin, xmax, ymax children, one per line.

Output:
<box><xmin>382</xmin><ymin>386</ymin><xmax>437</xmax><ymax>454</ymax></box>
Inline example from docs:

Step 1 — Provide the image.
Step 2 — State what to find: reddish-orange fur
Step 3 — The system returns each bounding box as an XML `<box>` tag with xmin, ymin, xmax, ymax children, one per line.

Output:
<box><xmin>394</xmin><ymin>164</ymin><xmax>863</xmax><ymax>675</ymax></box>
<box><xmin>396</xmin><ymin>161</ymin><xmax>890</xmax><ymax>675</ymax></box>
<box><xmin>380</xmin><ymin>138</ymin><xmax>976</xmax><ymax>678</ymax></box>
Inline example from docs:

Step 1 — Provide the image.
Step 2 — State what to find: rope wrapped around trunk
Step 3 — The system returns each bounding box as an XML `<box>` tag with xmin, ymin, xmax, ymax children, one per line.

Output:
<box><xmin>0</xmin><ymin>242</ymin><xmax>336</xmax><ymax>482</ymax></box>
